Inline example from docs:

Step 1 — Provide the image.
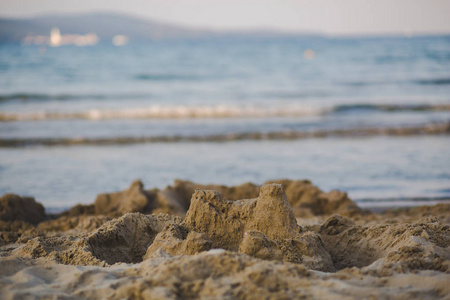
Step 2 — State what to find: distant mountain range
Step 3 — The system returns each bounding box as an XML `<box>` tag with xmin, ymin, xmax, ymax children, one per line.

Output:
<box><xmin>0</xmin><ymin>12</ymin><xmax>316</xmax><ymax>43</ymax></box>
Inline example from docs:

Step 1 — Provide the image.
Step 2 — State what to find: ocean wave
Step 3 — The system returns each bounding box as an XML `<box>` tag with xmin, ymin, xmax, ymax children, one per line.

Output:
<box><xmin>0</xmin><ymin>93</ymin><xmax>77</xmax><ymax>101</ymax></box>
<box><xmin>333</xmin><ymin>103</ymin><xmax>450</xmax><ymax>113</ymax></box>
<box><xmin>1</xmin><ymin>121</ymin><xmax>448</xmax><ymax>147</ymax></box>
<box><xmin>0</xmin><ymin>93</ymin><xmax>149</xmax><ymax>102</ymax></box>
<box><xmin>414</xmin><ymin>78</ymin><xmax>450</xmax><ymax>85</ymax></box>
<box><xmin>134</xmin><ymin>73</ymin><xmax>203</xmax><ymax>81</ymax></box>
<box><xmin>0</xmin><ymin>105</ymin><xmax>327</xmax><ymax>121</ymax></box>
<box><xmin>260</xmin><ymin>91</ymin><xmax>331</xmax><ymax>99</ymax></box>
<box><xmin>1</xmin><ymin>103</ymin><xmax>449</xmax><ymax>122</ymax></box>
<box><xmin>340</xmin><ymin>77</ymin><xmax>450</xmax><ymax>87</ymax></box>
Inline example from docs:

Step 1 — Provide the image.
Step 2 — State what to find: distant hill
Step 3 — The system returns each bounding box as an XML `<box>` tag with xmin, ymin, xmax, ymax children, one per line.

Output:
<box><xmin>0</xmin><ymin>13</ymin><xmax>213</xmax><ymax>42</ymax></box>
<box><xmin>0</xmin><ymin>12</ymin><xmax>315</xmax><ymax>43</ymax></box>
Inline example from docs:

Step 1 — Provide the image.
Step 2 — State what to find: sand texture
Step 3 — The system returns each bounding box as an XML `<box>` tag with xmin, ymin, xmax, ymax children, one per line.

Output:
<box><xmin>1</xmin><ymin>180</ymin><xmax>449</xmax><ymax>299</ymax></box>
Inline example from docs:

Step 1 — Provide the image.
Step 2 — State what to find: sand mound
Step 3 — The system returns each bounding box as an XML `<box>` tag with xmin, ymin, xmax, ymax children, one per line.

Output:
<box><xmin>61</xmin><ymin>203</ymin><xmax>96</xmax><ymax>217</ymax></box>
<box><xmin>86</xmin><ymin>213</ymin><xmax>181</xmax><ymax>264</ymax></box>
<box><xmin>94</xmin><ymin>180</ymin><xmax>190</xmax><ymax>217</ymax></box>
<box><xmin>319</xmin><ymin>214</ymin><xmax>450</xmax><ymax>273</ymax></box>
<box><xmin>9</xmin><ymin>213</ymin><xmax>181</xmax><ymax>266</ymax></box>
<box><xmin>265</xmin><ymin>179</ymin><xmax>363</xmax><ymax>217</ymax></box>
<box><xmin>88</xmin><ymin>179</ymin><xmax>364</xmax><ymax>218</ymax></box>
<box><xmin>0</xmin><ymin>194</ymin><xmax>46</xmax><ymax>225</ymax></box>
<box><xmin>5</xmin><ymin>184</ymin><xmax>447</xmax><ymax>275</ymax></box>
<box><xmin>11</xmin><ymin>235</ymin><xmax>105</xmax><ymax>266</ymax></box>
<box><xmin>0</xmin><ymin>214</ymin><xmax>110</xmax><ymax>247</ymax></box>
<box><xmin>1</xmin><ymin>184</ymin><xmax>447</xmax><ymax>274</ymax></box>
<box><xmin>94</xmin><ymin>180</ymin><xmax>153</xmax><ymax>217</ymax></box>
<box><xmin>4</xmin><ymin>185</ymin><xmax>334</xmax><ymax>271</ymax></box>
<box><xmin>169</xmin><ymin>179</ymin><xmax>364</xmax><ymax>218</ymax></box>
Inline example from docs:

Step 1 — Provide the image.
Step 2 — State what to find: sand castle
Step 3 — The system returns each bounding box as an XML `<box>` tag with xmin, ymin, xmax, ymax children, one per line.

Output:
<box><xmin>0</xmin><ymin>181</ymin><xmax>449</xmax><ymax>299</ymax></box>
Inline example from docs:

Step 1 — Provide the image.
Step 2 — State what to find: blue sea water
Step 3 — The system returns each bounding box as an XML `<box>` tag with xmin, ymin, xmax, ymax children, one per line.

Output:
<box><xmin>0</xmin><ymin>35</ymin><xmax>449</xmax><ymax>209</ymax></box>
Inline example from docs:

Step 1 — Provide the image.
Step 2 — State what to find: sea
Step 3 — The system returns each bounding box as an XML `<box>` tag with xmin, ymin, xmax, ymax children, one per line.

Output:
<box><xmin>0</xmin><ymin>35</ymin><xmax>449</xmax><ymax>211</ymax></box>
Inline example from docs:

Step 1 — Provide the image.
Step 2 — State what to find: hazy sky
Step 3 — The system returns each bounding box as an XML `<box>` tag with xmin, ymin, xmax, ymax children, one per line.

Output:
<box><xmin>1</xmin><ymin>0</ymin><xmax>450</xmax><ymax>35</ymax></box>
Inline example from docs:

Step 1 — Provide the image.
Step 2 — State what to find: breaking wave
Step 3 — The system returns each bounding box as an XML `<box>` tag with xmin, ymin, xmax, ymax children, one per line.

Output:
<box><xmin>1</xmin><ymin>102</ymin><xmax>449</xmax><ymax>122</ymax></box>
<box><xmin>0</xmin><ymin>105</ymin><xmax>327</xmax><ymax>121</ymax></box>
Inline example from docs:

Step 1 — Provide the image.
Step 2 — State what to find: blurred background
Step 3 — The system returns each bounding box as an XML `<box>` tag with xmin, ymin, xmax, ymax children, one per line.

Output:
<box><xmin>0</xmin><ymin>0</ymin><xmax>449</xmax><ymax>210</ymax></box>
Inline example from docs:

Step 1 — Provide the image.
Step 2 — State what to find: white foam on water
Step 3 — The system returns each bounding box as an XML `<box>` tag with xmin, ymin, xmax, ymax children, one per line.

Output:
<box><xmin>0</xmin><ymin>105</ymin><xmax>328</xmax><ymax>121</ymax></box>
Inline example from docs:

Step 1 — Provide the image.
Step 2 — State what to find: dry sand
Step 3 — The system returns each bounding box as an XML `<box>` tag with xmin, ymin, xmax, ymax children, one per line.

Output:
<box><xmin>1</xmin><ymin>180</ymin><xmax>449</xmax><ymax>299</ymax></box>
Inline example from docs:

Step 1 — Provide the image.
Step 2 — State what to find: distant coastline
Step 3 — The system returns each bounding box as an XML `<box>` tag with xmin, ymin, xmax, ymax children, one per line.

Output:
<box><xmin>3</xmin><ymin>12</ymin><xmax>448</xmax><ymax>44</ymax></box>
<box><xmin>0</xmin><ymin>12</ymin><xmax>319</xmax><ymax>44</ymax></box>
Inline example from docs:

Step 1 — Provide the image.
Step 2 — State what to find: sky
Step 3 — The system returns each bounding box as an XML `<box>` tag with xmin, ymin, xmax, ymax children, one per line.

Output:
<box><xmin>1</xmin><ymin>0</ymin><xmax>450</xmax><ymax>35</ymax></box>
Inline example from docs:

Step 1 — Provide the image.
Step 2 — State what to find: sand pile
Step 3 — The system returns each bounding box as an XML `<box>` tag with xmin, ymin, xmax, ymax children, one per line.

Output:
<box><xmin>92</xmin><ymin>179</ymin><xmax>260</xmax><ymax>217</ymax></box>
<box><xmin>0</xmin><ymin>181</ymin><xmax>449</xmax><ymax>299</ymax></box>
<box><xmin>87</xmin><ymin>213</ymin><xmax>181</xmax><ymax>264</ymax></box>
<box><xmin>4</xmin><ymin>184</ymin><xmax>335</xmax><ymax>272</ymax></box>
<box><xmin>10</xmin><ymin>213</ymin><xmax>181</xmax><ymax>266</ymax></box>
<box><xmin>267</xmin><ymin>179</ymin><xmax>363</xmax><ymax>218</ymax></box>
<box><xmin>145</xmin><ymin>184</ymin><xmax>335</xmax><ymax>272</ymax></box>
<box><xmin>89</xmin><ymin>179</ymin><xmax>364</xmax><ymax>218</ymax></box>
<box><xmin>0</xmin><ymin>194</ymin><xmax>45</xmax><ymax>225</ymax></box>
<box><xmin>318</xmin><ymin>215</ymin><xmax>450</xmax><ymax>273</ymax></box>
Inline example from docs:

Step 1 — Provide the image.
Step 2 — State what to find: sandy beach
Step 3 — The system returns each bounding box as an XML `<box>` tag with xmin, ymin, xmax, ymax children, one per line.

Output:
<box><xmin>1</xmin><ymin>3</ymin><xmax>450</xmax><ymax>299</ymax></box>
<box><xmin>1</xmin><ymin>179</ymin><xmax>449</xmax><ymax>299</ymax></box>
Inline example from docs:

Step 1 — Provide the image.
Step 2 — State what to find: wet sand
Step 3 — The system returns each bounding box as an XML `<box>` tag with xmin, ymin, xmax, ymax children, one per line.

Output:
<box><xmin>1</xmin><ymin>180</ymin><xmax>449</xmax><ymax>299</ymax></box>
